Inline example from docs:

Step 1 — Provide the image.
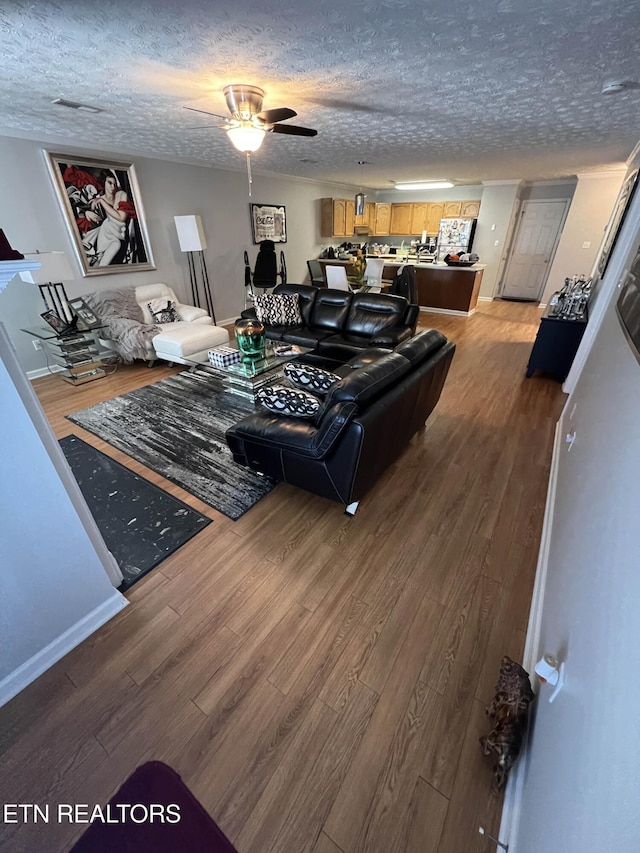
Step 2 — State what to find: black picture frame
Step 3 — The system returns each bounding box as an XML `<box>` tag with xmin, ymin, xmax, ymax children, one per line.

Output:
<box><xmin>595</xmin><ymin>168</ymin><xmax>639</xmax><ymax>280</ymax></box>
<box><xmin>250</xmin><ymin>204</ymin><xmax>287</xmax><ymax>244</ymax></box>
<box><xmin>41</xmin><ymin>309</ymin><xmax>74</xmax><ymax>335</ymax></box>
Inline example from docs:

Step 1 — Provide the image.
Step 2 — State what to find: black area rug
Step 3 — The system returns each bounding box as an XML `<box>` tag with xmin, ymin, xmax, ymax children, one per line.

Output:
<box><xmin>60</xmin><ymin>435</ymin><xmax>211</xmax><ymax>591</ymax></box>
<box><xmin>66</xmin><ymin>371</ymin><xmax>275</xmax><ymax>520</ymax></box>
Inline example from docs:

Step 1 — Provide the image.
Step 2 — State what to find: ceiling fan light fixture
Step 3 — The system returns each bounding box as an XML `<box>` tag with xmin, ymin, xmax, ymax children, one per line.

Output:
<box><xmin>395</xmin><ymin>181</ymin><xmax>455</xmax><ymax>191</ymax></box>
<box><xmin>226</xmin><ymin>123</ymin><xmax>266</xmax><ymax>153</ymax></box>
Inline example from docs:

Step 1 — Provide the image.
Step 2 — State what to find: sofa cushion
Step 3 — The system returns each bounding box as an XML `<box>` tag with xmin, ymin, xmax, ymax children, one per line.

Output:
<box><xmin>309</xmin><ymin>290</ymin><xmax>352</xmax><ymax>332</ymax></box>
<box><xmin>394</xmin><ymin>329</ymin><xmax>448</xmax><ymax>366</ymax></box>
<box><xmin>255</xmin><ymin>293</ymin><xmax>302</xmax><ymax>326</ymax></box>
<box><xmin>280</xmin><ymin>327</ymin><xmax>332</xmax><ymax>348</ymax></box>
<box><xmin>256</xmin><ymin>385</ymin><xmax>321</xmax><ymax>419</ymax></box>
<box><xmin>323</xmin><ymin>352</ymin><xmax>412</xmax><ymax>409</ymax></box>
<box><xmin>283</xmin><ymin>362</ymin><xmax>341</xmax><ymax>395</ymax></box>
<box><xmin>347</xmin><ymin>292</ymin><xmax>409</xmax><ymax>337</ymax></box>
<box><xmin>317</xmin><ymin>334</ymin><xmax>377</xmax><ymax>362</ymax></box>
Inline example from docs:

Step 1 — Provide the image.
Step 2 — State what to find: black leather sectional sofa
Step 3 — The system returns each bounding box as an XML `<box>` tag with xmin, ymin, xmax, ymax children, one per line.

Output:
<box><xmin>240</xmin><ymin>283</ymin><xmax>419</xmax><ymax>362</ymax></box>
<box><xmin>226</xmin><ymin>329</ymin><xmax>455</xmax><ymax>514</ymax></box>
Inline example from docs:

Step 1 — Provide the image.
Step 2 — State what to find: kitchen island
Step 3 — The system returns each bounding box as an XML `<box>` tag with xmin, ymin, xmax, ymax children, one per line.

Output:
<box><xmin>317</xmin><ymin>259</ymin><xmax>486</xmax><ymax>316</ymax></box>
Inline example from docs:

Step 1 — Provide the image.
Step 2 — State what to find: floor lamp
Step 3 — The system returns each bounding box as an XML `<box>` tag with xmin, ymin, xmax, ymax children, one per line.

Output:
<box><xmin>174</xmin><ymin>215</ymin><xmax>216</xmax><ymax>324</ymax></box>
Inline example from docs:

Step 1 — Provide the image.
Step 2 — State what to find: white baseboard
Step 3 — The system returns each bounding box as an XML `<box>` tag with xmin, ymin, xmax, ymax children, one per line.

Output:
<box><xmin>497</xmin><ymin>420</ymin><xmax>562</xmax><ymax>852</ymax></box>
<box><xmin>478</xmin><ymin>296</ymin><xmax>494</xmax><ymax>302</ymax></box>
<box><xmin>27</xmin><ymin>365</ymin><xmax>63</xmax><ymax>381</ymax></box>
<box><xmin>419</xmin><ymin>306</ymin><xmax>476</xmax><ymax>317</ymax></box>
<box><xmin>0</xmin><ymin>592</ymin><xmax>128</xmax><ymax>708</ymax></box>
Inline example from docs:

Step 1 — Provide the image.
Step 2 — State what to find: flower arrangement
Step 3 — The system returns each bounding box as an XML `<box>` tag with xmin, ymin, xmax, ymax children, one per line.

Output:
<box><xmin>348</xmin><ymin>249</ymin><xmax>367</xmax><ymax>285</ymax></box>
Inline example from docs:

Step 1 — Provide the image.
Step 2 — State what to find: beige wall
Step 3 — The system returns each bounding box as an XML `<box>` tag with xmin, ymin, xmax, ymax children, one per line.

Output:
<box><xmin>474</xmin><ymin>182</ymin><xmax>521</xmax><ymax>298</ymax></box>
<box><xmin>541</xmin><ymin>171</ymin><xmax>626</xmax><ymax>303</ymax></box>
<box><xmin>0</xmin><ymin>134</ymin><xmax>356</xmax><ymax>374</ymax></box>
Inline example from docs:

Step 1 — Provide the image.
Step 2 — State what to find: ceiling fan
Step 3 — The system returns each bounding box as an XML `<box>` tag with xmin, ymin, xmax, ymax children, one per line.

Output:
<box><xmin>185</xmin><ymin>84</ymin><xmax>318</xmax><ymax>153</ymax></box>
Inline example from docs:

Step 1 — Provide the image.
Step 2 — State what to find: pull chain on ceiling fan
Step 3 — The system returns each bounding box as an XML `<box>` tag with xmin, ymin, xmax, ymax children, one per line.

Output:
<box><xmin>355</xmin><ymin>160</ymin><xmax>367</xmax><ymax>217</ymax></box>
<box><xmin>185</xmin><ymin>84</ymin><xmax>318</xmax><ymax>196</ymax></box>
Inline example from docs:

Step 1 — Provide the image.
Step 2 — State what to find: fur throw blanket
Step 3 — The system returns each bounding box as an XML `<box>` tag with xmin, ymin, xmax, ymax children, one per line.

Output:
<box><xmin>83</xmin><ymin>288</ymin><xmax>159</xmax><ymax>363</ymax></box>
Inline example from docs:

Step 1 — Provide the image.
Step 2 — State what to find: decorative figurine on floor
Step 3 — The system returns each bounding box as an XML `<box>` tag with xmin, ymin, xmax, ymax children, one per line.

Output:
<box><xmin>479</xmin><ymin>655</ymin><xmax>535</xmax><ymax>794</ymax></box>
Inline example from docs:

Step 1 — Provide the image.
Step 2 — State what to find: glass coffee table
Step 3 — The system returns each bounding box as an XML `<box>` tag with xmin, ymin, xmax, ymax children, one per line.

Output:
<box><xmin>187</xmin><ymin>340</ymin><xmax>313</xmax><ymax>403</ymax></box>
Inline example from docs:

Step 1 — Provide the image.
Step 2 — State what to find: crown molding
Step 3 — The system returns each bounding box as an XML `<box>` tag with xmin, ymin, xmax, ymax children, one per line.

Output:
<box><xmin>576</xmin><ymin>169</ymin><xmax>627</xmax><ymax>180</ymax></box>
<box><xmin>481</xmin><ymin>179</ymin><xmax>523</xmax><ymax>186</ymax></box>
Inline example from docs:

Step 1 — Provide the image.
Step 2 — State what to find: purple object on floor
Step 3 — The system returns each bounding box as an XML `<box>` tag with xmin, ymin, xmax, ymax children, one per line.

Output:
<box><xmin>70</xmin><ymin>761</ymin><xmax>238</xmax><ymax>852</ymax></box>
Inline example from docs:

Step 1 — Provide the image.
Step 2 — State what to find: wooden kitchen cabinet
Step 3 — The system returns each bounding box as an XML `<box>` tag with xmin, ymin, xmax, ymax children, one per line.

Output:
<box><xmin>461</xmin><ymin>200</ymin><xmax>480</xmax><ymax>217</ymax></box>
<box><xmin>374</xmin><ymin>203</ymin><xmax>391</xmax><ymax>235</ymax></box>
<box><xmin>390</xmin><ymin>203</ymin><xmax>412</xmax><ymax>235</ymax></box>
<box><xmin>345</xmin><ymin>199</ymin><xmax>355</xmax><ymax>236</ymax></box>
<box><xmin>410</xmin><ymin>202</ymin><xmax>428</xmax><ymax>234</ymax></box>
<box><xmin>443</xmin><ymin>201</ymin><xmax>462</xmax><ymax>217</ymax></box>
<box><xmin>320</xmin><ymin>198</ymin><xmax>347</xmax><ymax>237</ymax></box>
<box><xmin>426</xmin><ymin>202</ymin><xmax>444</xmax><ymax>235</ymax></box>
<box><xmin>354</xmin><ymin>201</ymin><xmax>372</xmax><ymax>228</ymax></box>
<box><xmin>322</xmin><ymin>196</ymin><xmax>481</xmax><ymax>238</ymax></box>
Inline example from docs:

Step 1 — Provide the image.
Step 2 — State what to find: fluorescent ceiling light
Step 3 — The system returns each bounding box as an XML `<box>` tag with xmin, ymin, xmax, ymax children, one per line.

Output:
<box><xmin>52</xmin><ymin>98</ymin><xmax>104</xmax><ymax>114</ymax></box>
<box><xmin>395</xmin><ymin>181</ymin><xmax>454</xmax><ymax>191</ymax></box>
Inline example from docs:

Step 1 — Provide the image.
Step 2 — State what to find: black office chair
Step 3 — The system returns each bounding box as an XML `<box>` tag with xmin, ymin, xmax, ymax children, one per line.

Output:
<box><xmin>390</xmin><ymin>264</ymin><xmax>418</xmax><ymax>305</ymax></box>
<box><xmin>245</xmin><ymin>241</ymin><xmax>286</xmax><ymax>305</ymax></box>
<box><xmin>307</xmin><ymin>258</ymin><xmax>325</xmax><ymax>287</ymax></box>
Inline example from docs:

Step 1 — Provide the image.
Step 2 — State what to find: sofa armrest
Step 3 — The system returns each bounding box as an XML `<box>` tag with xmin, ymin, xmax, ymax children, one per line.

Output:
<box><xmin>227</xmin><ymin>401</ymin><xmax>356</xmax><ymax>460</ymax></box>
<box><xmin>369</xmin><ymin>325</ymin><xmax>413</xmax><ymax>347</ymax></box>
<box><xmin>404</xmin><ymin>304</ymin><xmax>420</xmax><ymax>332</ymax></box>
<box><xmin>175</xmin><ymin>303</ymin><xmax>209</xmax><ymax>322</ymax></box>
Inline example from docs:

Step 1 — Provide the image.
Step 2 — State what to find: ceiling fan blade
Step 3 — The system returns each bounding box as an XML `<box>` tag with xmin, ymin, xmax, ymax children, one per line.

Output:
<box><xmin>258</xmin><ymin>107</ymin><xmax>297</xmax><ymax>123</ymax></box>
<box><xmin>184</xmin><ymin>106</ymin><xmax>230</xmax><ymax>121</ymax></box>
<box><xmin>270</xmin><ymin>123</ymin><xmax>318</xmax><ymax>137</ymax></box>
<box><xmin>186</xmin><ymin>124</ymin><xmax>226</xmax><ymax>130</ymax></box>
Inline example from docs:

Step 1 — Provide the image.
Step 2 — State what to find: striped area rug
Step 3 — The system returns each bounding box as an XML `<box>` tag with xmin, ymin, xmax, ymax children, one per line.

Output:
<box><xmin>66</xmin><ymin>371</ymin><xmax>276</xmax><ymax>520</ymax></box>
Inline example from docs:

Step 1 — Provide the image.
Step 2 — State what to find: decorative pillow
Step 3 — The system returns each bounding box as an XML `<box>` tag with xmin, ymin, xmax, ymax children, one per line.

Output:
<box><xmin>147</xmin><ymin>298</ymin><xmax>180</xmax><ymax>324</ymax></box>
<box><xmin>256</xmin><ymin>384</ymin><xmax>320</xmax><ymax>419</ymax></box>
<box><xmin>283</xmin><ymin>362</ymin><xmax>341</xmax><ymax>395</ymax></box>
<box><xmin>254</xmin><ymin>293</ymin><xmax>302</xmax><ymax>326</ymax></box>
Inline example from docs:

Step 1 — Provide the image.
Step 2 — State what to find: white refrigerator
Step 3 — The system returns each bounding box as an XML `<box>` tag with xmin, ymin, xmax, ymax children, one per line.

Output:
<box><xmin>436</xmin><ymin>218</ymin><xmax>477</xmax><ymax>262</ymax></box>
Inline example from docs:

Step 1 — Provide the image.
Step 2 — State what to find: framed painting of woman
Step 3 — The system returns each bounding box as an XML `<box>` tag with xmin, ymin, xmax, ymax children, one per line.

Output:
<box><xmin>45</xmin><ymin>153</ymin><xmax>156</xmax><ymax>276</ymax></box>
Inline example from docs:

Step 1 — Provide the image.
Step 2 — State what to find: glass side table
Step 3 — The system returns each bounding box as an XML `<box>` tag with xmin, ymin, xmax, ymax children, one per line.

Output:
<box><xmin>22</xmin><ymin>325</ymin><xmax>117</xmax><ymax>385</ymax></box>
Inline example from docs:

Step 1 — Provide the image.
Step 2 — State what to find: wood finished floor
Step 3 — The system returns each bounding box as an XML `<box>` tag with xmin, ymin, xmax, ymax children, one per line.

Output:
<box><xmin>0</xmin><ymin>300</ymin><xmax>566</xmax><ymax>853</ymax></box>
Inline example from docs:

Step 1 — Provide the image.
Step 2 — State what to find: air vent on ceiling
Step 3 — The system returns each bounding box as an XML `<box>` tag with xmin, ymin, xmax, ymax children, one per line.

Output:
<box><xmin>52</xmin><ymin>98</ymin><xmax>104</xmax><ymax>114</ymax></box>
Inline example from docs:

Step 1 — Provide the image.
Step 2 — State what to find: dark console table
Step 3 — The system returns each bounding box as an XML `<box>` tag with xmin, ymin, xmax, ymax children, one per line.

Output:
<box><xmin>526</xmin><ymin>306</ymin><xmax>588</xmax><ymax>382</ymax></box>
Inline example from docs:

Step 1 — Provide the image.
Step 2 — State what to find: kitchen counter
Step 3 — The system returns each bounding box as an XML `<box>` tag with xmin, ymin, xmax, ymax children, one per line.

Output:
<box><xmin>317</xmin><ymin>259</ymin><xmax>486</xmax><ymax>315</ymax></box>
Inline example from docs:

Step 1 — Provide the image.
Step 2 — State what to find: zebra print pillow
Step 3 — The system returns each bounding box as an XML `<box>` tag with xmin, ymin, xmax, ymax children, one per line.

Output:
<box><xmin>256</xmin><ymin>384</ymin><xmax>320</xmax><ymax>419</ymax></box>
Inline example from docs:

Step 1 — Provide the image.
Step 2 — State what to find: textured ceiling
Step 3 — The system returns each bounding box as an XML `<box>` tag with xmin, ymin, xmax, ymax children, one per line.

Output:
<box><xmin>0</xmin><ymin>0</ymin><xmax>639</xmax><ymax>189</ymax></box>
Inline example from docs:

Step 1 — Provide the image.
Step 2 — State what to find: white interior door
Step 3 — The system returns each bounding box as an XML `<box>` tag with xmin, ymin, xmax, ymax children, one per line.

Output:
<box><xmin>501</xmin><ymin>200</ymin><xmax>568</xmax><ymax>301</ymax></box>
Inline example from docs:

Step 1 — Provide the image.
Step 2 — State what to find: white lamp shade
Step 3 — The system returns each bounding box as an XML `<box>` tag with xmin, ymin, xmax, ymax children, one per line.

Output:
<box><xmin>19</xmin><ymin>251</ymin><xmax>74</xmax><ymax>283</ymax></box>
<box><xmin>173</xmin><ymin>215</ymin><xmax>207</xmax><ymax>252</ymax></box>
<box><xmin>226</xmin><ymin>124</ymin><xmax>265</xmax><ymax>153</ymax></box>
<box><xmin>174</xmin><ymin>215</ymin><xmax>207</xmax><ymax>252</ymax></box>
